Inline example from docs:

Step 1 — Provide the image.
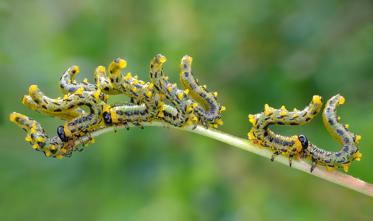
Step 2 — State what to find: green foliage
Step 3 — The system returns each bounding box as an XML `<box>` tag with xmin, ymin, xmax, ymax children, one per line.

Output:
<box><xmin>0</xmin><ymin>0</ymin><xmax>372</xmax><ymax>220</ymax></box>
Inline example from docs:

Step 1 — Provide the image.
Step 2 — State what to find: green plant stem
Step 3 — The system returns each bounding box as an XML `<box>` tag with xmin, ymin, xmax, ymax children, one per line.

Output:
<box><xmin>78</xmin><ymin>121</ymin><xmax>373</xmax><ymax>197</ymax></box>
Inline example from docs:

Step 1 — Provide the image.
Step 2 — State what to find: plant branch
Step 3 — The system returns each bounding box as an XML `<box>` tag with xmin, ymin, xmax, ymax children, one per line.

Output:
<box><xmin>77</xmin><ymin>121</ymin><xmax>373</xmax><ymax>197</ymax></box>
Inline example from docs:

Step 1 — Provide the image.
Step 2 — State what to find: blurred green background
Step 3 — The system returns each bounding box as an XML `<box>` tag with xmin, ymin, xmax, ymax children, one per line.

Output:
<box><xmin>1</xmin><ymin>0</ymin><xmax>372</xmax><ymax>220</ymax></box>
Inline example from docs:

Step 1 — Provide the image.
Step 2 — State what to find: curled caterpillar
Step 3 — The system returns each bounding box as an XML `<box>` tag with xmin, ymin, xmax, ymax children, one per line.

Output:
<box><xmin>248</xmin><ymin>94</ymin><xmax>362</xmax><ymax>172</ymax></box>
<box><xmin>9</xmin><ymin>112</ymin><xmax>75</xmax><ymax>158</ymax></box>
<box><xmin>300</xmin><ymin>95</ymin><xmax>362</xmax><ymax>172</ymax></box>
<box><xmin>60</xmin><ymin>65</ymin><xmax>98</xmax><ymax>93</ymax></box>
<box><xmin>248</xmin><ymin>95</ymin><xmax>323</xmax><ymax>166</ymax></box>
<box><xmin>179</xmin><ymin>55</ymin><xmax>225</xmax><ymax>128</ymax></box>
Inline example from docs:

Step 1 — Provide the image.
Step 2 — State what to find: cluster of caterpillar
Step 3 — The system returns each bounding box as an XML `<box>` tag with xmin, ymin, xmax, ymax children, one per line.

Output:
<box><xmin>10</xmin><ymin>54</ymin><xmax>225</xmax><ymax>159</ymax></box>
<box><xmin>248</xmin><ymin>95</ymin><xmax>362</xmax><ymax>172</ymax></box>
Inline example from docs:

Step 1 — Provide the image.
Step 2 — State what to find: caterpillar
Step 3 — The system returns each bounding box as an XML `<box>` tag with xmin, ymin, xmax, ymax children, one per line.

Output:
<box><xmin>248</xmin><ymin>94</ymin><xmax>362</xmax><ymax>172</ymax></box>
<box><xmin>300</xmin><ymin>95</ymin><xmax>362</xmax><ymax>172</ymax></box>
<box><xmin>248</xmin><ymin>95</ymin><xmax>323</xmax><ymax>166</ymax></box>
<box><xmin>179</xmin><ymin>55</ymin><xmax>225</xmax><ymax>128</ymax></box>
<box><xmin>9</xmin><ymin>112</ymin><xmax>74</xmax><ymax>158</ymax></box>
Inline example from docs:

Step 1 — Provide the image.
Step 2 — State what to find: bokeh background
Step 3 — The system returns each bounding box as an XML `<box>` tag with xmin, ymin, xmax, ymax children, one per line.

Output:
<box><xmin>1</xmin><ymin>0</ymin><xmax>372</xmax><ymax>220</ymax></box>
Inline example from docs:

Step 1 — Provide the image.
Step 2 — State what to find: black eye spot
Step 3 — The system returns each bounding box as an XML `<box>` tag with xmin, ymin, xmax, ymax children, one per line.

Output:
<box><xmin>298</xmin><ymin>135</ymin><xmax>308</xmax><ymax>149</ymax></box>
<box><xmin>103</xmin><ymin>112</ymin><xmax>112</xmax><ymax>125</ymax></box>
<box><xmin>57</xmin><ymin>126</ymin><xmax>68</xmax><ymax>142</ymax></box>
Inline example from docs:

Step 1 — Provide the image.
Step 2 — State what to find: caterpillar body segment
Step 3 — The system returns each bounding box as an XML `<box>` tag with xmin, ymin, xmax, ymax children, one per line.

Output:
<box><xmin>22</xmin><ymin>94</ymin><xmax>84</xmax><ymax>120</ymax></box>
<box><xmin>60</xmin><ymin>65</ymin><xmax>98</xmax><ymax>94</ymax></box>
<box><xmin>247</xmin><ymin>96</ymin><xmax>323</xmax><ymax>164</ymax></box>
<box><xmin>302</xmin><ymin>95</ymin><xmax>362</xmax><ymax>172</ymax></box>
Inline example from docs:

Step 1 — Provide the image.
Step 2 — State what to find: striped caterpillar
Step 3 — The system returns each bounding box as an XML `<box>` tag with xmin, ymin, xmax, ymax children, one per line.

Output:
<box><xmin>300</xmin><ymin>95</ymin><xmax>362</xmax><ymax>172</ymax></box>
<box><xmin>9</xmin><ymin>112</ymin><xmax>76</xmax><ymax>158</ymax></box>
<box><xmin>248</xmin><ymin>95</ymin><xmax>323</xmax><ymax>166</ymax></box>
<box><xmin>248</xmin><ymin>95</ymin><xmax>362</xmax><ymax>172</ymax></box>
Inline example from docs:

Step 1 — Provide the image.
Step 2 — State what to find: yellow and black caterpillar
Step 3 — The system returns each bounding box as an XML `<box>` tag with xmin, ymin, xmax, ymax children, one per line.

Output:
<box><xmin>248</xmin><ymin>95</ymin><xmax>362</xmax><ymax>172</ymax></box>
<box><xmin>10</xmin><ymin>54</ymin><xmax>225</xmax><ymax>159</ymax></box>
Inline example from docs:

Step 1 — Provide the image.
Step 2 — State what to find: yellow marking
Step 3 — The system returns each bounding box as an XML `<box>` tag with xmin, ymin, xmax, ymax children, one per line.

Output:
<box><xmin>353</xmin><ymin>151</ymin><xmax>362</xmax><ymax>161</ymax></box>
<box><xmin>293</xmin><ymin>108</ymin><xmax>299</xmax><ymax>112</ymax></box>
<box><xmin>93</xmin><ymin>89</ymin><xmax>101</xmax><ymax>100</ymax></box>
<box><xmin>355</xmin><ymin>135</ymin><xmax>362</xmax><ymax>144</ymax></box>
<box><xmin>61</xmin><ymin>148</ymin><xmax>67</xmax><ymax>153</ymax></box>
<box><xmin>97</xmin><ymin>65</ymin><xmax>106</xmax><ymax>73</ymax></box>
<box><xmin>63</xmin><ymin>94</ymin><xmax>69</xmax><ymax>100</ymax></box>
<box><xmin>36</xmin><ymin>137</ymin><xmax>45</xmax><ymax>143</ymax></box>
<box><xmin>71</xmin><ymin>65</ymin><xmax>80</xmax><ymax>74</ymax></box>
<box><xmin>29</xmin><ymin>85</ymin><xmax>39</xmax><ymax>95</ymax></box>
<box><xmin>248</xmin><ymin>114</ymin><xmax>257</xmax><ymax>126</ymax></box>
<box><xmin>75</xmin><ymin>86</ymin><xmax>84</xmax><ymax>96</ymax></box>
<box><xmin>192</xmin><ymin>103</ymin><xmax>198</xmax><ymax>108</ymax></box>
<box><xmin>203</xmin><ymin>85</ymin><xmax>207</xmax><ymax>89</ymax></box>
<box><xmin>292</xmin><ymin>113</ymin><xmax>299</xmax><ymax>118</ymax></box>
<box><xmin>124</xmin><ymin>72</ymin><xmax>132</xmax><ymax>80</ymax></box>
<box><xmin>118</xmin><ymin>58</ymin><xmax>127</xmax><ymax>69</ymax></box>
<box><xmin>247</xmin><ymin>131</ymin><xmax>256</xmax><ymax>141</ymax></box>
<box><xmin>110</xmin><ymin>109</ymin><xmax>118</xmax><ymax>123</ymax></box>
<box><xmin>103</xmin><ymin>104</ymin><xmax>111</xmax><ymax>113</ymax></box>
<box><xmin>133</xmin><ymin>79</ymin><xmax>139</xmax><ymax>84</ymax></box>
<box><xmin>49</xmin><ymin>145</ymin><xmax>57</xmax><ymax>150</ymax></box>
<box><xmin>63</xmin><ymin>124</ymin><xmax>72</xmax><ymax>137</ymax></box>
<box><xmin>157</xmin><ymin>111</ymin><xmax>164</xmax><ymax>118</ymax></box>
<box><xmin>167</xmin><ymin>86</ymin><xmax>173</xmax><ymax>92</ymax></box>
<box><xmin>338</xmin><ymin>96</ymin><xmax>345</xmax><ymax>105</ymax></box>
<box><xmin>215</xmin><ymin>119</ymin><xmax>223</xmax><ymax>126</ymax></box>
<box><xmin>83</xmin><ymin>78</ymin><xmax>89</xmax><ymax>83</ymax></box>
<box><xmin>32</xmin><ymin>144</ymin><xmax>39</xmax><ymax>149</ymax></box>
<box><xmin>344</xmin><ymin>124</ymin><xmax>349</xmax><ymax>129</ymax></box>
<box><xmin>146</xmin><ymin>91</ymin><xmax>152</xmax><ymax>98</ymax></box>
<box><xmin>148</xmin><ymin>83</ymin><xmax>154</xmax><ymax>89</ymax></box>
<box><xmin>220</xmin><ymin>106</ymin><xmax>226</xmax><ymax>112</ymax></box>
<box><xmin>56</xmin><ymin>154</ymin><xmax>64</xmax><ymax>159</ymax></box>
<box><xmin>9</xmin><ymin>112</ymin><xmax>18</xmax><ymax>123</ymax></box>
<box><xmin>342</xmin><ymin>164</ymin><xmax>350</xmax><ymax>172</ymax></box>
<box><xmin>280</xmin><ymin>105</ymin><xmax>287</xmax><ymax>116</ymax></box>
<box><xmin>25</xmin><ymin>136</ymin><xmax>32</xmax><ymax>142</ymax></box>
<box><xmin>184</xmin><ymin>89</ymin><xmax>189</xmax><ymax>95</ymax></box>
<box><xmin>44</xmin><ymin>150</ymin><xmax>52</xmax><ymax>157</ymax></box>
<box><xmin>326</xmin><ymin>166</ymin><xmax>336</xmax><ymax>172</ymax></box>
<box><xmin>177</xmin><ymin>92</ymin><xmax>184</xmax><ymax>100</ymax></box>
<box><xmin>264</xmin><ymin>104</ymin><xmax>272</xmax><ymax>116</ymax></box>
<box><xmin>159</xmin><ymin>55</ymin><xmax>167</xmax><ymax>63</ymax></box>
<box><xmin>213</xmin><ymin>92</ymin><xmax>218</xmax><ymax>97</ymax></box>
<box><xmin>337</xmin><ymin>116</ymin><xmax>341</xmax><ymax>121</ymax></box>
<box><xmin>292</xmin><ymin>136</ymin><xmax>302</xmax><ymax>152</ymax></box>
<box><xmin>131</xmin><ymin>87</ymin><xmax>138</xmax><ymax>93</ymax></box>
<box><xmin>312</xmin><ymin>95</ymin><xmax>322</xmax><ymax>105</ymax></box>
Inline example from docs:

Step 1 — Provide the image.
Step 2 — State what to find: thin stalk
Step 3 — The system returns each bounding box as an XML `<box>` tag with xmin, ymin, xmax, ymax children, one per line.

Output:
<box><xmin>77</xmin><ymin>121</ymin><xmax>373</xmax><ymax>197</ymax></box>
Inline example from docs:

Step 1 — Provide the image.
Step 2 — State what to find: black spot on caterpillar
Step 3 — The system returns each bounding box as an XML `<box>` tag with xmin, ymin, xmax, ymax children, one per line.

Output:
<box><xmin>301</xmin><ymin>94</ymin><xmax>362</xmax><ymax>172</ymax></box>
<box><xmin>248</xmin><ymin>95</ymin><xmax>323</xmax><ymax>166</ymax></box>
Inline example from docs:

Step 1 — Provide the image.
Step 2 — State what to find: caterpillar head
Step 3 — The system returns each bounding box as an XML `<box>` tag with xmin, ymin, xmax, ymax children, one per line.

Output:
<box><xmin>150</xmin><ymin>54</ymin><xmax>166</xmax><ymax>78</ymax></box>
<box><xmin>57</xmin><ymin>125</ymin><xmax>68</xmax><ymax>142</ymax></box>
<box><xmin>298</xmin><ymin>134</ymin><xmax>309</xmax><ymax>150</ymax></box>
<box><xmin>109</xmin><ymin>57</ymin><xmax>127</xmax><ymax>75</ymax></box>
<box><xmin>103</xmin><ymin>111</ymin><xmax>112</xmax><ymax>126</ymax></box>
